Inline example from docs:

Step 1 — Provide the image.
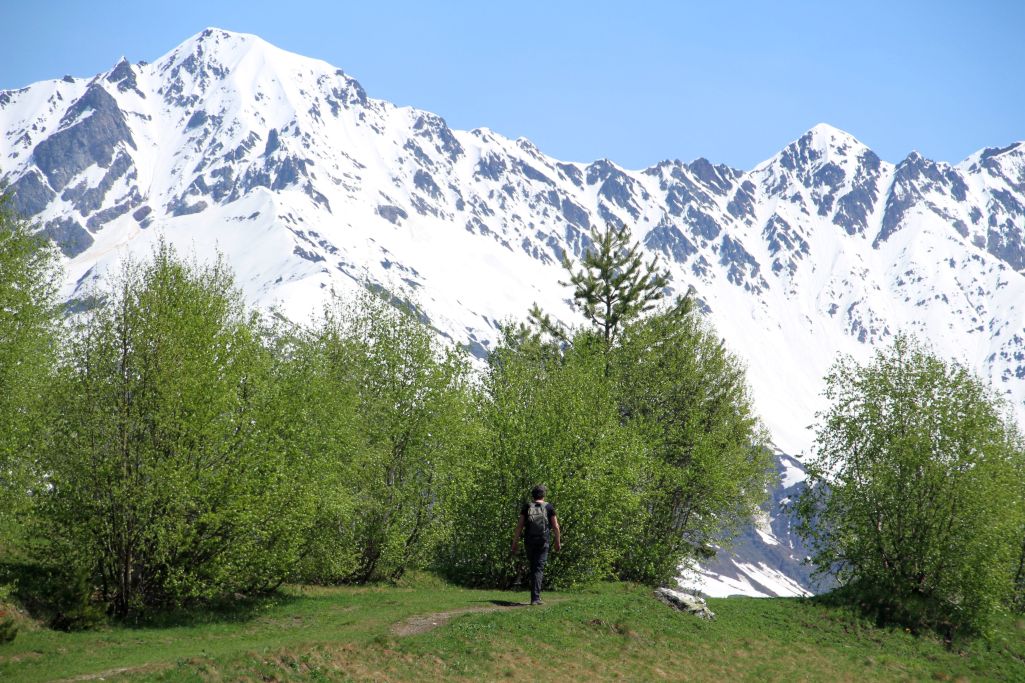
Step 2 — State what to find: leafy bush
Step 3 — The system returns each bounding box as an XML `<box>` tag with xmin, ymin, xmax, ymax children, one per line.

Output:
<box><xmin>3</xmin><ymin>560</ymin><xmax>103</xmax><ymax>631</ymax></box>
<box><xmin>0</xmin><ymin>192</ymin><xmax>60</xmax><ymax>558</ymax></box>
<box><xmin>34</xmin><ymin>242</ymin><xmax>312</xmax><ymax>616</ymax></box>
<box><xmin>440</xmin><ymin>330</ymin><xmax>643</xmax><ymax>588</ymax></box>
<box><xmin>294</xmin><ymin>292</ymin><xmax>476</xmax><ymax>584</ymax></box>
<box><xmin>797</xmin><ymin>334</ymin><xmax>1025</xmax><ymax>635</ymax></box>
<box><xmin>613</xmin><ymin>306</ymin><xmax>772</xmax><ymax>584</ymax></box>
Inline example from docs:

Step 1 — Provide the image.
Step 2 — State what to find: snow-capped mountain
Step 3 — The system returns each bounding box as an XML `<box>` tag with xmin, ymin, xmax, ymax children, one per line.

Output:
<box><xmin>681</xmin><ymin>450</ymin><xmax>818</xmax><ymax>598</ymax></box>
<box><xmin>3</xmin><ymin>29</ymin><xmax>1024</xmax><ymax>596</ymax></box>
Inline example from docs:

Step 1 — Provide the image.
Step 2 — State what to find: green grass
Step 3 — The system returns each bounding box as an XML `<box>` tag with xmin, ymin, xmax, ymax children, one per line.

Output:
<box><xmin>1</xmin><ymin>576</ymin><xmax>1023</xmax><ymax>681</ymax></box>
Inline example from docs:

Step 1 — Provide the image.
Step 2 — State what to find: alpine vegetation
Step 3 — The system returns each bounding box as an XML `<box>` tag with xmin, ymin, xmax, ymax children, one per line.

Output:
<box><xmin>2</xmin><ymin>235</ymin><xmax>480</xmax><ymax>621</ymax></box>
<box><xmin>0</xmin><ymin>211</ymin><xmax>776</xmax><ymax>624</ymax></box>
<box><xmin>35</xmin><ymin>240</ymin><xmax>310</xmax><ymax>619</ymax></box>
<box><xmin>442</xmin><ymin>223</ymin><xmax>772</xmax><ymax>589</ymax></box>
<box><xmin>285</xmin><ymin>292</ymin><xmax>476</xmax><ymax>585</ymax></box>
<box><xmin>796</xmin><ymin>335</ymin><xmax>1025</xmax><ymax>636</ymax></box>
<box><xmin>0</xmin><ymin>192</ymin><xmax>61</xmax><ymax>562</ymax></box>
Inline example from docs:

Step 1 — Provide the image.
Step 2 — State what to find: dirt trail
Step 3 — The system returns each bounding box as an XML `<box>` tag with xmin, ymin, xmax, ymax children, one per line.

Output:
<box><xmin>391</xmin><ymin>600</ymin><xmax>538</xmax><ymax>636</ymax></box>
<box><xmin>56</xmin><ymin>663</ymin><xmax>169</xmax><ymax>681</ymax></box>
<box><xmin>53</xmin><ymin>600</ymin><xmax>551</xmax><ymax>680</ymax></box>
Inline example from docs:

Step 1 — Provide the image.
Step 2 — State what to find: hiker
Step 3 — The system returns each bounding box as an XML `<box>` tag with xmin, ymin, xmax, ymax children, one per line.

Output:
<box><xmin>511</xmin><ymin>484</ymin><xmax>561</xmax><ymax>605</ymax></box>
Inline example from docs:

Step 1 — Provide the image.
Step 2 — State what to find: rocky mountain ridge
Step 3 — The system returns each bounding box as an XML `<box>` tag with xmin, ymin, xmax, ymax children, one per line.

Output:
<box><xmin>3</xmin><ymin>28</ymin><xmax>1024</xmax><ymax>595</ymax></box>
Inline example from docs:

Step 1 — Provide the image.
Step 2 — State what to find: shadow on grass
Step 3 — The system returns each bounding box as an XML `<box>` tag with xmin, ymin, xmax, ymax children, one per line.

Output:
<box><xmin>122</xmin><ymin>591</ymin><xmax>299</xmax><ymax>630</ymax></box>
<box><xmin>2</xmin><ymin>559</ymin><xmax>296</xmax><ymax>631</ymax></box>
<box><xmin>807</xmin><ymin>583</ymin><xmax>977</xmax><ymax>649</ymax></box>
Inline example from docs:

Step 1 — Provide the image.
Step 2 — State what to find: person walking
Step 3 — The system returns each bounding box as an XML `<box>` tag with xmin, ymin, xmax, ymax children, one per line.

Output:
<box><xmin>511</xmin><ymin>484</ymin><xmax>561</xmax><ymax>605</ymax></box>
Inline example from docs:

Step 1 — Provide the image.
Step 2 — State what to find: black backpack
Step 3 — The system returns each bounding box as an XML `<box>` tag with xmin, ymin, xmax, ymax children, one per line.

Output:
<box><xmin>525</xmin><ymin>502</ymin><xmax>550</xmax><ymax>541</ymax></box>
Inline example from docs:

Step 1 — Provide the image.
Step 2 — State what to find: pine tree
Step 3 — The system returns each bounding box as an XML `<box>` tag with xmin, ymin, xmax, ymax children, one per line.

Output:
<box><xmin>557</xmin><ymin>222</ymin><xmax>669</xmax><ymax>347</ymax></box>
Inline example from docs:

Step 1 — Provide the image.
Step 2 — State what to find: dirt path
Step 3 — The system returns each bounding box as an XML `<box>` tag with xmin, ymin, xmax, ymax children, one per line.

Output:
<box><xmin>391</xmin><ymin>600</ymin><xmax>535</xmax><ymax>636</ymax></box>
<box><xmin>56</xmin><ymin>663</ymin><xmax>169</xmax><ymax>681</ymax></box>
<box><xmin>52</xmin><ymin>600</ymin><xmax>552</xmax><ymax>680</ymax></box>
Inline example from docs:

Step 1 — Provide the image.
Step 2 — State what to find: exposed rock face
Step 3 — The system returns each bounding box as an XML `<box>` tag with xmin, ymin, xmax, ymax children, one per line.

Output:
<box><xmin>42</xmin><ymin>216</ymin><xmax>93</xmax><ymax>257</ymax></box>
<box><xmin>7</xmin><ymin>170</ymin><xmax>54</xmax><ymax>217</ymax></box>
<box><xmin>32</xmin><ymin>83</ymin><xmax>136</xmax><ymax>192</ymax></box>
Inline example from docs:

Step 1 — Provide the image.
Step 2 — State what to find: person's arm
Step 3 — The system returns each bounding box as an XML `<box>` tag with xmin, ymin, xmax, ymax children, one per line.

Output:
<box><xmin>511</xmin><ymin>513</ymin><xmax>525</xmax><ymax>553</ymax></box>
<box><xmin>551</xmin><ymin>514</ymin><xmax>561</xmax><ymax>551</ymax></box>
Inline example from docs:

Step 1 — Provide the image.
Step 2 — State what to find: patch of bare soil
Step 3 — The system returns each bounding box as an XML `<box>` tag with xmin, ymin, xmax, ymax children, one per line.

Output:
<box><xmin>0</xmin><ymin>651</ymin><xmax>43</xmax><ymax>665</ymax></box>
<box><xmin>391</xmin><ymin>600</ymin><xmax>532</xmax><ymax>636</ymax></box>
<box><xmin>54</xmin><ymin>662</ymin><xmax>170</xmax><ymax>682</ymax></box>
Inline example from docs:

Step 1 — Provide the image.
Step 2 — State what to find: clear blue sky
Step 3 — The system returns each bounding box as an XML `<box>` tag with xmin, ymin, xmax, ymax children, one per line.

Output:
<box><xmin>2</xmin><ymin>0</ymin><xmax>1022</xmax><ymax>170</ymax></box>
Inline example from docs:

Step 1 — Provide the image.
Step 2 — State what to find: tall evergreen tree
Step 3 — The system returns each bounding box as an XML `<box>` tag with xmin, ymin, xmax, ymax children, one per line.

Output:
<box><xmin>514</xmin><ymin>221</ymin><xmax>769</xmax><ymax>587</ymax></box>
<box><xmin>554</xmin><ymin>222</ymin><xmax>669</xmax><ymax>347</ymax></box>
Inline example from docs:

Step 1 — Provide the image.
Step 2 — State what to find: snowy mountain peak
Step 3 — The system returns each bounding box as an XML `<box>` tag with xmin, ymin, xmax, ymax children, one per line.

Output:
<box><xmin>961</xmin><ymin>142</ymin><xmax>1025</xmax><ymax>193</ymax></box>
<box><xmin>802</xmin><ymin>122</ymin><xmax>868</xmax><ymax>156</ymax></box>
<box><xmin>748</xmin><ymin>125</ymin><xmax>886</xmax><ymax>238</ymax></box>
<box><xmin>151</xmin><ymin>27</ymin><xmax>369</xmax><ymax>119</ymax></box>
<box><xmin>2</xmin><ymin>29</ymin><xmax>1025</xmax><ymax>468</ymax></box>
<box><xmin>772</xmin><ymin>123</ymin><xmax>875</xmax><ymax>174</ymax></box>
<box><xmin>157</xmin><ymin>28</ymin><xmax>271</xmax><ymax>71</ymax></box>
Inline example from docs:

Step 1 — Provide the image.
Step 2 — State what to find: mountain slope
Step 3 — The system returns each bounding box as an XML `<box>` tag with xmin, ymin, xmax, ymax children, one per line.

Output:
<box><xmin>3</xmin><ymin>28</ymin><xmax>1024</xmax><ymax>596</ymax></box>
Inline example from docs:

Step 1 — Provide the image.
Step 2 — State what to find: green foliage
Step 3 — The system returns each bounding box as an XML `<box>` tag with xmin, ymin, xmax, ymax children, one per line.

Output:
<box><xmin>441</xmin><ymin>330</ymin><xmax>643</xmax><ymax>588</ymax></box>
<box><xmin>264</xmin><ymin>316</ymin><xmax>363</xmax><ymax>585</ymax></box>
<box><xmin>0</xmin><ymin>192</ymin><xmax>60</xmax><ymax>556</ymax></box>
<box><xmin>796</xmin><ymin>334</ymin><xmax>1025</xmax><ymax>635</ymax></box>
<box><xmin>296</xmin><ymin>292</ymin><xmax>476</xmax><ymax>584</ymax></box>
<box><xmin>553</xmin><ymin>222</ymin><xmax>669</xmax><ymax>346</ymax></box>
<box><xmin>516</xmin><ymin>221</ymin><xmax>769</xmax><ymax>586</ymax></box>
<box><xmin>0</xmin><ymin>196</ymin><xmax>765</xmax><ymax>618</ymax></box>
<box><xmin>613</xmin><ymin>306</ymin><xmax>772</xmax><ymax>584</ymax></box>
<box><xmin>34</xmin><ymin>241</ymin><xmax>309</xmax><ymax>617</ymax></box>
<box><xmin>8</xmin><ymin>560</ymin><xmax>105</xmax><ymax>631</ymax></box>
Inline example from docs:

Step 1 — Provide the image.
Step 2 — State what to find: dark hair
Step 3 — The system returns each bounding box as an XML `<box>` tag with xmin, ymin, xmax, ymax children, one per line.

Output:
<box><xmin>531</xmin><ymin>484</ymin><xmax>547</xmax><ymax>500</ymax></box>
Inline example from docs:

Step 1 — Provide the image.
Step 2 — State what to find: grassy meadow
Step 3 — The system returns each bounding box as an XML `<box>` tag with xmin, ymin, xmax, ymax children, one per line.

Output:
<box><xmin>2</xmin><ymin>576</ymin><xmax>1024</xmax><ymax>682</ymax></box>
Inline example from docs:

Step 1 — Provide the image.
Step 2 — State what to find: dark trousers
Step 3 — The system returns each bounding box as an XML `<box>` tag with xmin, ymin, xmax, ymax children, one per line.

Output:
<box><xmin>525</xmin><ymin>540</ymin><xmax>549</xmax><ymax>603</ymax></box>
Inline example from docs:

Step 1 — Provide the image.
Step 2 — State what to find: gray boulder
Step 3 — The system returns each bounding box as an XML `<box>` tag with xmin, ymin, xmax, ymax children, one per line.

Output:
<box><xmin>654</xmin><ymin>587</ymin><xmax>716</xmax><ymax>620</ymax></box>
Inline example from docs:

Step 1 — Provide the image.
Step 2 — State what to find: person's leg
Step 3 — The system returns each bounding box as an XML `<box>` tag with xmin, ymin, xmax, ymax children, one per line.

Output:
<box><xmin>526</xmin><ymin>542</ymin><xmax>549</xmax><ymax>604</ymax></box>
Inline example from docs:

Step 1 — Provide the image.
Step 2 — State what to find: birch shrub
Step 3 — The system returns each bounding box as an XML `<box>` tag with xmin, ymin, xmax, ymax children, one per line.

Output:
<box><xmin>0</xmin><ymin>193</ymin><xmax>60</xmax><ymax>556</ymax></box>
<box><xmin>295</xmin><ymin>293</ymin><xmax>476</xmax><ymax>584</ymax></box>
<box><xmin>440</xmin><ymin>330</ymin><xmax>644</xmax><ymax>589</ymax></box>
<box><xmin>34</xmin><ymin>242</ymin><xmax>312</xmax><ymax>617</ymax></box>
<box><xmin>796</xmin><ymin>335</ymin><xmax>1025</xmax><ymax>636</ymax></box>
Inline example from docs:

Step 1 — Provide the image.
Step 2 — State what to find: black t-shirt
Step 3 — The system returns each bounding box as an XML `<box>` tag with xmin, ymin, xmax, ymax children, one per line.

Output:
<box><xmin>521</xmin><ymin>501</ymin><xmax>556</xmax><ymax>543</ymax></box>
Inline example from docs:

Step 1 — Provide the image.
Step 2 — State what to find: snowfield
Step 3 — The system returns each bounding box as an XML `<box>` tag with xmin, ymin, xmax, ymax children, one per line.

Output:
<box><xmin>3</xmin><ymin>28</ymin><xmax>1024</xmax><ymax>597</ymax></box>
